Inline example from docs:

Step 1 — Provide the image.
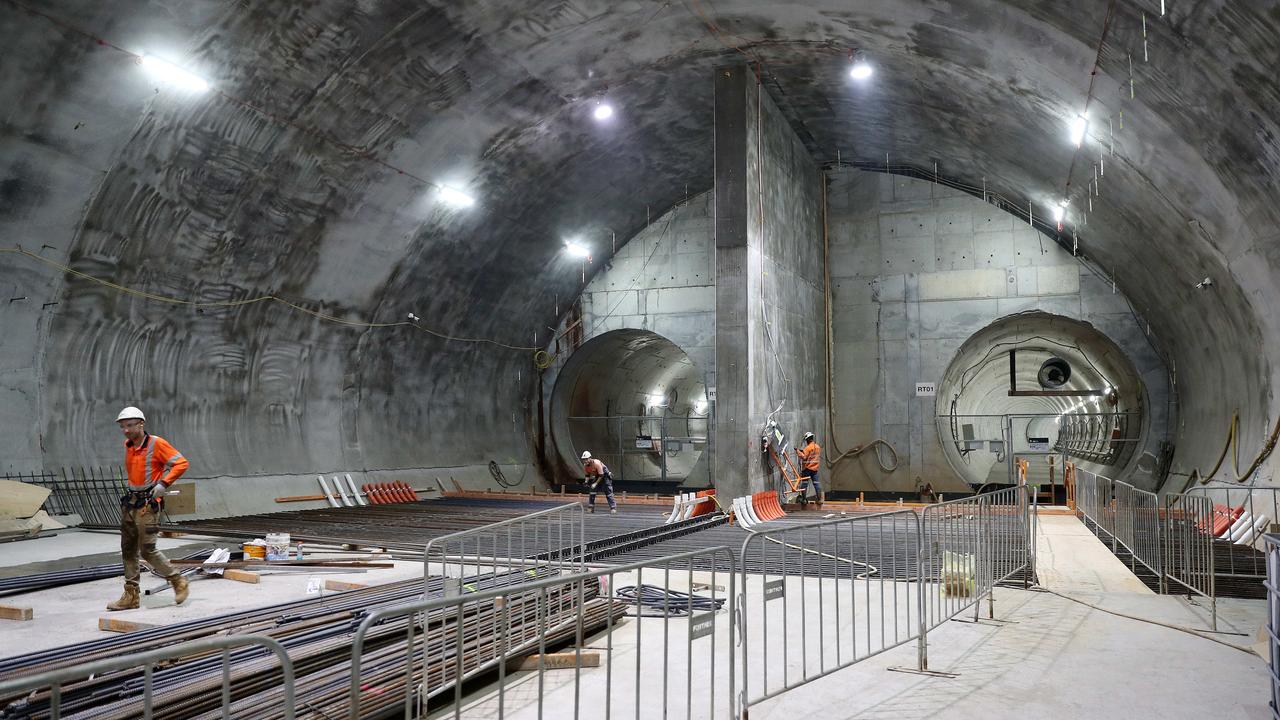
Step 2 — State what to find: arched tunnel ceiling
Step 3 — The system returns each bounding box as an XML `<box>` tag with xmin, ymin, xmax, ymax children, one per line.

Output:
<box><xmin>2</xmin><ymin>1</ymin><xmax>1277</xmax><ymax>482</ymax></box>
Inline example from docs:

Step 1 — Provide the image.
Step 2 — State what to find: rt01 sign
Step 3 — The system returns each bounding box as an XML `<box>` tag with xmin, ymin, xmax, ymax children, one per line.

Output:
<box><xmin>915</xmin><ymin>382</ymin><xmax>936</xmax><ymax>397</ymax></box>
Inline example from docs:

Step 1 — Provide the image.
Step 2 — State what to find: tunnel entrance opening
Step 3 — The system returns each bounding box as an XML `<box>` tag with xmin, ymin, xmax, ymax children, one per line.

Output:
<box><xmin>549</xmin><ymin>329</ymin><xmax>710</xmax><ymax>492</ymax></box>
<box><xmin>934</xmin><ymin>312</ymin><xmax>1148</xmax><ymax>497</ymax></box>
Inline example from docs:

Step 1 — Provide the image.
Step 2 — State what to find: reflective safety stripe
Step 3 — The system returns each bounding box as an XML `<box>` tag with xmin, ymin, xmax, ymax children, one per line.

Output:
<box><xmin>144</xmin><ymin>436</ymin><xmax>155</xmax><ymax>483</ymax></box>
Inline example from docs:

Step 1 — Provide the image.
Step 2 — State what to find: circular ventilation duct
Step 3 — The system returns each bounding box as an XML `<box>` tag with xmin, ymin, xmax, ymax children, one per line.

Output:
<box><xmin>1038</xmin><ymin>357</ymin><xmax>1072</xmax><ymax>388</ymax></box>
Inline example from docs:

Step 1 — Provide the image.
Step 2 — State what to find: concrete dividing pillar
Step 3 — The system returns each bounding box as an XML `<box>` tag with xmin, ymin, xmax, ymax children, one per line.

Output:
<box><xmin>713</xmin><ymin>65</ymin><xmax>826</xmax><ymax>500</ymax></box>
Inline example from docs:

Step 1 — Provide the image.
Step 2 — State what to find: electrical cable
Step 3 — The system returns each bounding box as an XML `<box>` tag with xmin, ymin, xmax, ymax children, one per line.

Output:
<box><xmin>1028</xmin><ymin>585</ymin><xmax>1255</xmax><ymax>657</ymax></box>
<box><xmin>819</xmin><ymin>170</ymin><xmax>900</xmax><ymax>475</ymax></box>
<box><xmin>1</xmin><ymin>246</ymin><xmax>541</xmax><ymax>352</ymax></box>
<box><xmin>612</xmin><ymin>584</ymin><xmax>726</xmax><ymax>616</ymax></box>
<box><xmin>1176</xmin><ymin>411</ymin><xmax>1280</xmax><ymax>490</ymax></box>
<box><xmin>488</xmin><ymin>460</ymin><xmax>524</xmax><ymax>489</ymax></box>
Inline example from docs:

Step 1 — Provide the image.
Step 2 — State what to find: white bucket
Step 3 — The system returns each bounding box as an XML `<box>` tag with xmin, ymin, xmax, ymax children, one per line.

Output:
<box><xmin>265</xmin><ymin>532</ymin><xmax>292</xmax><ymax>560</ymax></box>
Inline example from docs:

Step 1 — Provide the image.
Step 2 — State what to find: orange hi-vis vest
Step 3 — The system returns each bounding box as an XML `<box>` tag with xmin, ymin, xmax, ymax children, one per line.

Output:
<box><xmin>124</xmin><ymin>433</ymin><xmax>189</xmax><ymax>488</ymax></box>
<box><xmin>797</xmin><ymin>441</ymin><xmax>822</xmax><ymax>472</ymax></box>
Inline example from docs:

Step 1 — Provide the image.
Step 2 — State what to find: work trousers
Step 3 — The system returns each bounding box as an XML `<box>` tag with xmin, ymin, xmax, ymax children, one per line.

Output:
<box><xmin>588</xmin><ymin>474</ymin><xmax>617</xmax><ymax>510</ymax></box>
<box><xmin>120</xmin><ymin>504</ymin><xmax>176</xmax><ymax>588</ymax></box>
<box><xmin>801</xmin><ymin>468</ymin><xmax>821</xmax><ymax>497</ymax></box>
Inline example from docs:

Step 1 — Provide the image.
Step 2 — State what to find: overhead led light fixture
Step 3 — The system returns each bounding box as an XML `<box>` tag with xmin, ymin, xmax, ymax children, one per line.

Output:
<box><xmin>1069</xmin><ymin>113</ymin><xmax>1088</xmax><ymax>147</ymax></box>
<box><xmin>593</xmin><ymin>102</ymin><xmax>614</xmax><ymax>121</ymax></box>
<box><xmin>139</xmin><ymin>54</ymin><xmax>210</xmax><ymax>92</ymax></box>
<box><xmin>437</xmin><ymin>185</ymin><xmax>476</xmax><ymax>208</ymax></box>
<box><xmin>564</xmin><ymin>240</ymin><xmax>590</xmax><ymax>258</ymax></box>
<box><xmin>849</xmin><ymin>61</ymin><xmax>873</xmax><ymax>80</ymax></box>
<box><xmin>1051</xmin><ymin>201</ymin><xmax>1066</xmax><ymax>224</ymax></box>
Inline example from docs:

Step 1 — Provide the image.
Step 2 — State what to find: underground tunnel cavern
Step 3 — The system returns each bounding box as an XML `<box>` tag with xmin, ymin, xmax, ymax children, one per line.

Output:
<box><xmin>1</xmin><ymin>1</ymin><xmax>1278</xmax><ymax>718</ymax></box>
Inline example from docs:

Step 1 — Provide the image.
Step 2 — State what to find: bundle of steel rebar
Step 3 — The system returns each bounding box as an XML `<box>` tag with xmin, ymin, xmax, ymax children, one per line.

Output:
<box><xmin>0</xmin><ymin>550</ymin><xmax>213</xmax><ymax>597</ymax></box>
<box><xmin>0</xmin><ymin>568</ymin><xmax>620</xmax><ymax>720</ymax></box>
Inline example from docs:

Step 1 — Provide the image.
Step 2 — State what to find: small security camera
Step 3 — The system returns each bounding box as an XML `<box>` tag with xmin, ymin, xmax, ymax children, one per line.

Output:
<box><xmin>1194</xmin><ymin>277</ymin><xmax>1213</xmax><ymax>290</ymax></box>
<box><xmin>407</xmin><ymin>312</ymin><xmax>420</xmax><ymax>322</ymax></box>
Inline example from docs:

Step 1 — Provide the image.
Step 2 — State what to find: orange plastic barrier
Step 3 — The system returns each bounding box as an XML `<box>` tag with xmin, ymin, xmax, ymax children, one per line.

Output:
<box><xmin>750</xmin><ymin>491</ymin><xmax>787</xmax><ymax>522</ymax></box>
<box><xmin>688</xmin><ymin>489</ymin><xmax>716</xmax><ymax>519</ymax></box>
<box><xmin>396</xmin><ymin>481</ymin><xmax>417</xmax><ymax>503</ymax></box>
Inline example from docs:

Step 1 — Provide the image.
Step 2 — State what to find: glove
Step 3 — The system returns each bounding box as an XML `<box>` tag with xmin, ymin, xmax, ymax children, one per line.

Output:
<box><xmin>147</xmin><ymin>483</ymin><xmax>167</xmax><ymax>500</ymax></box>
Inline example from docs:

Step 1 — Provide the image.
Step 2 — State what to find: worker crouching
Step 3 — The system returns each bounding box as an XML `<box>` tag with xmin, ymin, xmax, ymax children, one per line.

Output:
<box><xmin>581</xmin><ymin>451</ymin><xmax>617</xmax><ymax>514</ymax></box>
<box><xmin>796</xmin><ymin>432</ymin><xmax>824</xmax><ymax>508</ymax></box>
<box><xmin>107</xmin><ymin>406</ymin><xmax>192</xmax><ymax>611</ymax></box>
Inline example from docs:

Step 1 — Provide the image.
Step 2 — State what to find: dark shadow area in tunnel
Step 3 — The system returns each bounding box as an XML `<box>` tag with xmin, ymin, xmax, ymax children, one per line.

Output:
<box><xmin>548</xmin><ymin>329</ymin><xmax>710</xmax><ymax>491</ymax></box>
<box><xmin>935</xmin><ymin>311</ymin><xmax>1151</xmax><ymax>491</ymax></box>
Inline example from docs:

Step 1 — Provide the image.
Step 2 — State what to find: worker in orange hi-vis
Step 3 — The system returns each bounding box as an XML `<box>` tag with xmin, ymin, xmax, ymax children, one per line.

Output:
<box><xmin>107</xmin><ymin>406</ymin><xmax>192</xmax><ymax>611</ymax></box>
<box><xmin>580</xmin><ymin>450</ymin><xmax>617</xmax><ymax>514</ymax></box>
<box><xmin>795</xmin><ymin>432</ymin><xmax>824</xmax><ymax>508</ymax></box>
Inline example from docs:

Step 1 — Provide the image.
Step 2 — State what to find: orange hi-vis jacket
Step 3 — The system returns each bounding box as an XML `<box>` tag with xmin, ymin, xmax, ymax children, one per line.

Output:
<box><xmin>124</xmin><ymin>433</ymin><xmax>189</xmax><ymax>488</ymax></box>
<box><xmin>796</xmin><ymin>441</ymin><xmax>822</xmax><ymax>472</ymax></box>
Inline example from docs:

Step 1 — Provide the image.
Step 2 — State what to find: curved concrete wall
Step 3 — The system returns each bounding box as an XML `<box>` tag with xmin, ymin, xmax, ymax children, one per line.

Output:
<box><xmin>1</xmin><ymin>1</ymin><xmax>1277</xmax><ymax>514</ymax></box>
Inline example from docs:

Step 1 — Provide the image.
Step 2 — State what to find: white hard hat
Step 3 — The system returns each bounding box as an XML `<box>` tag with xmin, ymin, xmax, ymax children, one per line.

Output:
<box><xmin>803</xmin><ymin>431</ymin><xmax>815</xmax><ymax>441</ymax></box>
<box><xmin>581</xmin><ymin>450</ymin><xmax>592</xmax><ymax>460</ymax></box>
<box><xmin>116</xmin><ymin>406</ymin><xmax>146</xmax><ymax>423</ymax></box>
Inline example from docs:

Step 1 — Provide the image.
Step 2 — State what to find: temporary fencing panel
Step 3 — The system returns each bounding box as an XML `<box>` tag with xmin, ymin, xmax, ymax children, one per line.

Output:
<box><xmin>424</xmin><ymin>501</ymin><xmax>586</xmax><ymax>596</ymax></box>
<box><xmin>1163</xmin><ymin>491</ymin><xmax>1217</xmax><ymax>629</ymax></box>
<box><xmin>351</xmin><ymin>547</ymin><xmax>737</xmax><ymax>719</ymax></box>
<box><xmin>1112</xmin><ymin>480</ymin><xmax>1164</xmax><ymax>587</ymax></box>
<box><xmin>0</xmin><ymin>634</ymin><xmax>296</xmax><ymax>720</ymax></box>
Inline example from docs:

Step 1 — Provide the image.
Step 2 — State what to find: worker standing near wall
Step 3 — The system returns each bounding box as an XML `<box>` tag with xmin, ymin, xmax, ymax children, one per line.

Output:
<box><xmin>796</xmin><ymin>432</ymin><xmax>824</xmax><ymax>508</ymax></box>
<box><xmin>581</xmin><ymin>451</ymin><xmax>617</xmax><ymax>514</ymax></box>
<box><xmin>107</xmin><ymin>406</ymin><xmax>191</xmax><ymax>611</ymax></box>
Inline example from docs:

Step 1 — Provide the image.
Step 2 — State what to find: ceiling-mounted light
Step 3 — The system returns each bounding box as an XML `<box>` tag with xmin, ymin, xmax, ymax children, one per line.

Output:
<box><xmin>564</xmin><ymin>240</ymin><xmax>590</xmax><ymax>258</ymax></box>
<box><xmin>593</xmin><ymin>102</ymin><xmax>614</xmax><ymax>121</ymax></box>
<box><xmin>1069</xmin><ymin>113</ymin><xmax>1088</xmax><ymax>147</ymax></box>
<box><xmin>1052</xmin><ymin>199</ymin><xmax>1068</xmax><ymax>224</ymax></box>
<box><xmin>139</xmin><ymin>54</ymin><xmax>210</xmax><ymax>92</ymax></box>
<box><xmin>437</xmin><ymin>185</ymin><xmax>476</xmax><ymax>208</ymax></box>
<box><xmin>849</xmin><ymin>60</ymin><xmax>873</xmax><ymax>80</ymax></box>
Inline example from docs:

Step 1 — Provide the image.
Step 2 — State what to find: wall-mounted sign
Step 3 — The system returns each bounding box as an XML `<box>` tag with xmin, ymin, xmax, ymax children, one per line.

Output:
<box><xmin>635</xmin><ymin>437</ymin><xmax>653</xmax><ymax>449</ymax></box>
<box><xmin>915</xmin><ymin>382</ymin><xmax>936</xmax><ymax>397</ymax></box>
<box><xmin>1028</xmin><ymin>437</ymin><xmax>1050</xmax><ymax>451</ymax></box>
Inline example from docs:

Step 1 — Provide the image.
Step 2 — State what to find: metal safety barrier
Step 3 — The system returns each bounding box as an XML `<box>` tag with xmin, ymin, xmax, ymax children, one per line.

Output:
<box><xmin>1163</xmin><ymin>491</ymin><xmax>1217</xmax><ymax>629</ymax></box>
<box><xmin>1186</xmin><ymin>485</ymin><xmax>1280</xmax><ymax>579</ymax></box>
<box><xmin>0</xmin><ymin>634</ymin><xmax>295</xmax><ymax>720</ymax></box>
<box><xmin>352</xmin><ymin>547</ymin><xmax>737</xmax><ymax>719</ymax></box>
<box><xmin>1263</xmin><ymin>534</ymin><xmax>1280</xmax><ymax>720</ymax></box>
<box><xmin>1113</xmin><ymin>480</ymin><xmax>1164</xmax><ymax>588</ymax></box>
<box><xmin>424</xmin><ymin>501</ymin><xmax>586</xmax><ymax>596</ymax></box>
<box><xmin>737</xmin><ymin>486</ymin><xmax>1034</xmax><ymax>714</ymax></box>
<box><xmin>737</xmin><ymin>509</ymin><xmax>922</xmax><ymax>709</ymax></box>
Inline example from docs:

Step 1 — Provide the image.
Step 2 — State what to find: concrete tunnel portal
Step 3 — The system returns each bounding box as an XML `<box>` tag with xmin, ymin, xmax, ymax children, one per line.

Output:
<box><xmin>548</xmin><ymin>329</ymin><xmax>710</xmax><ymax>490</ymax></box>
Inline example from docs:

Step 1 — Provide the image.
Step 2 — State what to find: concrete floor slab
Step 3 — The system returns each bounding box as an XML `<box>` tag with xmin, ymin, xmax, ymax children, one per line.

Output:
<box><xmin>0</xmin><ymin>530</ymin><xmax>430</xmax><ymax>660</ymax></box>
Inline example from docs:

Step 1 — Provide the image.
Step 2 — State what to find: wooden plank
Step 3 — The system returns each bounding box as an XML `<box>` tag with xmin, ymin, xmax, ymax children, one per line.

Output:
<box><xmin>514</xmin><ymin>651</ymin><xmax>600</xmax><ymax>671</ymax></box>
<box><xmin>98</xmin><ymin>617</ymin><xmax>158</xmax><ymax>633</ymax></box>
<box><xmin>221</xmin><ymin>569</ymin><xmax>260</xmax><ymax>584</ymax></box>
<box><xmin>0</xmin><ymin>480</ymin><xmax>51</xmax><ymax>517</ymax></box>
<box><xmin>323</xmin><ymin>579</ymin><xmax>367</xmax><ymax>592</ymax></box>
<box><xmin>0</xmin><ymin>604</ymin><xmax>34</xmax><ymax>621</ymax></box>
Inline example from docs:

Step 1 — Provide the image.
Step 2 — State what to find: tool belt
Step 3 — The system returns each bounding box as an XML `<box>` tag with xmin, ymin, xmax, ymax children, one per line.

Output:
<box><xmin>121</xmin><ymin>486</ymin><xmax>163</xmax><ymax>511</ymax></box>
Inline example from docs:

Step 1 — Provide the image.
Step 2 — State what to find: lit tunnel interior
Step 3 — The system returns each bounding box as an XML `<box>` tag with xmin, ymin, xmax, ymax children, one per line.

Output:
<box><xmin>0</xmin><ymin>1</ymin><xmax>1278</xmax><ymax>504</ymax></box>
<box><xmin>935</xmin><ymin>312</ymin><xmax>1150</xmax><ymax>490</ymax></box>
<box><xmin>548</xmin><ymin>330</ymin><xmax>710</xmax><ymax>489</ymax></box>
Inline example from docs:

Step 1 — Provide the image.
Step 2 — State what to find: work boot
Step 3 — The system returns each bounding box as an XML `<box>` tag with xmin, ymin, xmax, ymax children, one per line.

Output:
<box><xmin>588</xmin><ymin>506</ymin><xmax>595</xmax><ymax>514</ymax></box>
<box><xmin>106</xmin><ymin>585</ymin><xmax>140</xmax><ymax>611</ymax></box>
<box><xmin>817</xmin><ymin>492</ymin><xmax>825</xmax><ymax>509</ymax></box>
<box><xmin>170</xmin><ymin>574</ymin><xmax>190</xmax><ymax>605</ymax></box>
<box><xmin>610</xmin><ymin>508</ymin><xmax>617</xmax><ymax>514</ymax></box>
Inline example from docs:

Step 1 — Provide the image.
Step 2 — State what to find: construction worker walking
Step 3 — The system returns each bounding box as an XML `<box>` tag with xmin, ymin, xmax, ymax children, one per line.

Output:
<box><xmin>796</xmin><ymin>432</ymin><xmax>824</xmax><ymax>508</ymax></box>
<box><xmin>581</xmin><ymin>451</ymin><xmax>617</xmax><ymax>514</ymax></box>
<box><xmin>108</xmin><ymin>407</ymin><xmax>192</xmax><ymax>611</ymax></box>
